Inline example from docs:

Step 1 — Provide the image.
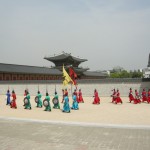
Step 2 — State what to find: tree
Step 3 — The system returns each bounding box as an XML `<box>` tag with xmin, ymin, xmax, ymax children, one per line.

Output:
<box><xmin>109</xmin><ymin>70</ymin><xmax>143</xmax><ymax>78</ymax></box>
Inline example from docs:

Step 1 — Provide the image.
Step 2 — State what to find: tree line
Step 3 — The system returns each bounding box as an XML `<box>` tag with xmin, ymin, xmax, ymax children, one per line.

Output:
<box><xmin>109</xmin><ymin>69</ymin><xmax>143</xmax><ymax>78</ymax></box>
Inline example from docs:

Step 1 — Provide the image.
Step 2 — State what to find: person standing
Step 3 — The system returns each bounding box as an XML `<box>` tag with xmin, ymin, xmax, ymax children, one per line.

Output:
<box><xmin>78</xmin><ymin>89</ymin><xmax>84</xmax><ymax>103</ymax></box>
<box><xmin>24</xmin><ymin>91</ymin><xmax>31</xmax><ymax>110</ymax></box>
<box><xmin>134</xmin><ymin>89</ymin><xmax>141</xmax><ymax>104</ymax></box>
<box><xmin>129</xmin><ymin>88</ymin><xmax>134</xmax><ymax>103</ymax></box>
<box><xmin>141</xmin><ymin>89</ymin><xmax>148</xmax><ymax>103</ymax></box>
<box><xmin>10</xmin><ymin>90</ymin><xmax>17</xmax><ymax>109</ymax></box>
<box><xmin>6</xmin><ymin>90</ymin><xmax>11</xmax><ymax>105</ymax></box>
<box><xmin>71</xmin><ymin>92</ymin><xmax>79</xmax><ymax>110</ymax></box>
<box><xmin>36</xmin><ymin>91</ymin><xmax>43</xmax><ymax>108</ymax></box>
<box><xmin>44</xmin><ymin>92</ymin><xmax>51</xmax><ymax>111</ymax></box>
<box><xmin>111</xmin><ymin>89</ymin><xmax>117</xmax><ymax>103</ymax></box>
<box><xmin>53</xmin><ymin>92</ymin><xmax>60</xmax><ymax>109</ymax></box>
<box><xmin>115</xmin><ymin>89</ymin><xmax>123</xmax><ymax>104</ymax></box>
<box><xmin>93</xmin><ymin>89</ymin><xmax>100</xmax><ymax>104</ymax></box>
<box><xmin>61</xmin><ymin>89</ymin><xmax>65</xmax><ymax>103</ymax></box>
<box><xmin>62</xmin><ymin>94</ymin><xmax>70</xmax><ymax>113</ymax></box>
<box><xmin>23</xmin><ymin>89</ymin><xmax>27</xmax><ymax>106</ymax></box>
<box><xmin>147</xmin><ymin>89</ymin><xmax>150</xmax><ymax>103</ymax></box>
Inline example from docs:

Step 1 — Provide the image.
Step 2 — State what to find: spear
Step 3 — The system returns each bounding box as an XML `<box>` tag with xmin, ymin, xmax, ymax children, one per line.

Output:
<box><xmin>55</xmin><ymin>84</ymin><xmax>56</xmax><ymax>93</ymax></box>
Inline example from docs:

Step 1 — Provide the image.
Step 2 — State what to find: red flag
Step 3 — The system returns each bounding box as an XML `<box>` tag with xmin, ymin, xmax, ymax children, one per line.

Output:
<box><xmin>69</xmin><ymin>67</ymin><xmax>77</xmax><ymax>85</ymax></box>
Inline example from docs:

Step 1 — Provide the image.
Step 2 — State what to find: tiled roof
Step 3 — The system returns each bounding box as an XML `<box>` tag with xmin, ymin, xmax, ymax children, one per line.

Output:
<box><xmin>83</xmin><ymin>71</ymin><xmax>108</xmax><ymax>77</ymax></box>
<box><xmin>0</xmin><ymin>63</ymin><xmax>62</xmax><ymax>75</ymax></box>
<box><xmin>44</xmin><ymin>52</ymin><xmax>87</xmax><ymax>63</ymax></box>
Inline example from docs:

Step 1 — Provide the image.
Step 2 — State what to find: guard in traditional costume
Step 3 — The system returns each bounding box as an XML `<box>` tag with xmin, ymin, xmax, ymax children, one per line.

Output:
<box><xmin>78</xmin><ymin>89</ymin><xmax>84</xmax><ymax>103</ymax></box>
<box><xmin>141</xmin><ymin>89</ymin><xmax>148</xmax><ymax>103</ymax></box>
<box><xmin>24</xmin><ymin>91</ymin><xmax>31</xmax><ymax>109</ymax></box>
<box><xmin>111</xmin><ymin>89</ymin><xmax>117</xmax><ymax>103</ymax></box>
<box><xmin>53</xmin><ymin>92</ymin><xmax>60</xmax><ymax>109</ymax></box>
<box><xmin>24</xmin><ymin>89</ymin><xmax>27</xmax><ymax>96</ymax></box>
<box><xmin>115</xmin><ymin>89</ymin><xmax>123</xmax><ymax>104</ymax></box>
<box><xmin>6</xmin><ymin>90</ymin><xmax>11</xmax><ymax>105</ymax></box>
<box><xmin>74</xmin><ymin>89</ymin><xmax>78</xmax><ymax>96</ymax></box>
<box><xmin>129</xmin><ymin>88</ymin><xmax>134</xmax><ymax>103</ymax></box>
<box><xmin>71</xmin><ymin>92</ymin><xmax>79</xmax><ymax>110</ymax></box>
<box><xmin>93</xmin><ymin>89</ymin><xmax>100</xmax><ymax>104</ymax></box>
<box><xmin>36</xmin><ymin>91</ymin><xmax>43</xmax><ymax>107</ymax></box>
<box><xmin>23</xmin><ymin>89</ymin><xmax>28</xmax><ymax>106</ymax></box>
<box><xmin>147</xmin><ymin>89</ymin><xmax>150</xmax><ymax>103</ymax></box>
<box><xmin>73</xmin><ymin>89</ymin><xmax>78</xmax><ymax>102</ymax></box>
<box><xmin>10</xmin><ymin>90</ymin><xmax>17</xmax><ymax>109</ymax></box>
<box><xmin>134</xmin><ymin>90</ymin><xmax>141</xmax><ymax>104</ymax></box>
<box><xmin>43</xmin><ymin>92</ymin><xmax>51</xmax><ymax>111</ymax></box>
<box><xmin>64</xmin><ymin>89</ymin><xmax>68</xmax><ymax>96</ymax></box>
<box><xmin>62</xmin><ymin>94</ymin><xmax>70</xmax><ymax>113</ymax></box>
<box><xmin>61</xmin><ymin>89</ymin><xmax>65</xmax><ymax>103</ymax></box>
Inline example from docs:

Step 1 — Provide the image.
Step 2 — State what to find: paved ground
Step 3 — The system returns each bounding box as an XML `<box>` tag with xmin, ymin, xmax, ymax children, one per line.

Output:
<box><xmin>0</xmin><ymin>118</ymin><xmax>150</xmax><ymax>150</ymax></box>
<box><xmin>1</xmin><ymin>93</ymin><xmax>150</xmax><ymax>150</ymax></box>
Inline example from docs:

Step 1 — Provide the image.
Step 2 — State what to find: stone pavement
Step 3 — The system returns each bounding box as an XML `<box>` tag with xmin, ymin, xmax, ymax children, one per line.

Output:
<box><xmin>0</xmin><ymin>118</ymin><xmax>150</xmax><ymax>150</ymax></box>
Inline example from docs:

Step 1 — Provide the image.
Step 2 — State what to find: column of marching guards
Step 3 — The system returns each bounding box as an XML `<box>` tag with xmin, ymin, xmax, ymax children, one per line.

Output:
<box><xmin>5</xmin><ymin>88</ymin><xmax>150</xmax><ymax>111</ymax></box>
<box><xmin>5</xmin><ymin>88</ymin><xmax>85</xmax><ymax>113</ymax></box>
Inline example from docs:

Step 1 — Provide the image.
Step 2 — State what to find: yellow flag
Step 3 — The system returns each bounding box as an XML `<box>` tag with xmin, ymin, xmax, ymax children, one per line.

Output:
<box><xmin>62</xmin><ymin>65</ymin><xmax>73</xmax><ymax>86</ymax></box>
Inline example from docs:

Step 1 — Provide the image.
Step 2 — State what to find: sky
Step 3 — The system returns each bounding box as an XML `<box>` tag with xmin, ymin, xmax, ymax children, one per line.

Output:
<box><xmin>0</xmin><ymin>0</ymin><xmax>150</xmax><ymax>71</ymax></box>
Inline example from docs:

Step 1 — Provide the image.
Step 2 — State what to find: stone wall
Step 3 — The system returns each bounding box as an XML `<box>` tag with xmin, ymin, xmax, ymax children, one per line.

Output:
<box><xmin>0</xmin><ymin>79</ymin><xmax>149</xmax><ymax>97</ymax></box>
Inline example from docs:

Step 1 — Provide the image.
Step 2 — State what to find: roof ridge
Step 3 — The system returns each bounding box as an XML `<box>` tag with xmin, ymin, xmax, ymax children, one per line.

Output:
<box><xmin>0</xmin><ymin>63</ymin><xmax>51</xmax><ymax>69</ymax></box>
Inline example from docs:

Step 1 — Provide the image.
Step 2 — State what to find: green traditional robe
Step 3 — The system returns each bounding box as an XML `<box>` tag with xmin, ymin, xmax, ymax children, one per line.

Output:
<box><xmin>44</xmin><ymin>95</ymin><xmax>51</xmax><ymax>111</ymax></box>
<box><xmin>25</xmin><ymin>93</ymin><xmax>31</xmax><ymax>109</ymax></box>
<box><xmin>37</xmin><ymin>93</ymin><xmax>42</xmax><ymax>107</ymax></box>
<box><xmin>53</xmin><ymin>94</ymin><xmax>60</xmax><ymax>109</ymax></box>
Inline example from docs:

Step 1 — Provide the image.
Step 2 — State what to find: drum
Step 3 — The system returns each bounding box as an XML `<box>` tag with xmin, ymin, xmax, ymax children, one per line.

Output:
<box><xmin>52</xmin><ymin>98</ymin><xmax>58</xmax><ymax>105</ymax></box>
<box><xmin>35</xmin><ymin>96</ymin><xmax>38</xmax><ymax>103</ymax></box>
<box><xmin>43</xmin><ymin>99</ymin><xmax>49</xmax><ymax>107</ymax></box>
<box><xmin>24</xmin><ymin>98</ymin><xmax>28</xmax><ymax>104</ymax></box>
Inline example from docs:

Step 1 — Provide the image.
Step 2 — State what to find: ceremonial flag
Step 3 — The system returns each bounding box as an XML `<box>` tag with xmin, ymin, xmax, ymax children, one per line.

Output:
<box><xmin>69</xmin><ymin>67</ymin><xmax>77</xmax><ymax>85</ymax></box>
<box><xmin>62</xmin><ymin>65</ymin><xmax>73</xmax><ymax>86</ymax></box>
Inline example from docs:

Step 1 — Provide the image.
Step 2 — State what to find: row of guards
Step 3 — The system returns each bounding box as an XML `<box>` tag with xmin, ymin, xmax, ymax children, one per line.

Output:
<box><xmin>111</xmin><ymin>88</ymin><xmax>150</xmax><ymax>104</ymax></box>
<box><xmin>4</xmin><ymin>65</ymin><xmax>150</xmax><ymax>110</ymax></box>
<box><xmin>5</xmin><ymin>65</ymin><xmax>80</xmax><ymax>112</ymax></box>
<box><xmin>5</xmin><ymin>87</ymin><xmax>150</xmax><ymax>112</ymax></box>
<box><xmin>5</xmin><ymin>88</ymin><xmax>85</xmax><ymax>112</ymax></box>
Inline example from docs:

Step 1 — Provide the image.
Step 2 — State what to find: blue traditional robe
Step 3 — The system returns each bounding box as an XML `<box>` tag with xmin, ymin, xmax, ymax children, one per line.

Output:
<box><xmin>71</xmin><ymin>95</ymin><xmax>79</xmax><ymax>110</ymax></box>
<box><xmin>6</xmin><ymin>92</ymin><xmax>11</xmax><ymax>105</ymax></box>
<box><xmin>62</xmin><ymin>96</ymin><xmax>70</xmax><ymax>113</ymax></box>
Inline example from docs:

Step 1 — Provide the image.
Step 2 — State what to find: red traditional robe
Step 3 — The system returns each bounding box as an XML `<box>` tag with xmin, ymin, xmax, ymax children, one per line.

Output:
<box><xmin>134</xmin><ymin>91</ymin><xmax>141</xmax><ymax>104</ymax></box>
<box><xmin>111</xmin><ymin>90</ymin><xmax>117</xmax><ymax>103</ymax></box>
<box><xmin>147</xmin><ymin>90</ymin><xmax>150</xmax><ymax>103</ymax></box>
<box><xmin>116</xmin><ymin>91</ymin><xmax>123</xmax><ymax>104</ymax></box>
<box><xmin>141</xmin><ymin>90</ymin><xmax>148</xmax><ymax>103</ymax></box>
<box><xmin>10</xmin><ymin>93</ymin><xmax>17</xmax><ymax>109</ymax></box>
<box><xmin>93</xmin><ymin>90</ymin><xmax>100</xmax><ymax>104</ymax></box>
<box><xmin>78</xmin><ymin>90</ymin><xmax>84</xmax><ymax>103</ymax></box>
<box><xmin>64</xmin><ymin>90</ymin><xmax>68</xmax><ymax>96</ymax></box>
<box><xmin>129</xmin><ymin>89</ymin><xmax>134</xmax><ymax>102</ymax></box>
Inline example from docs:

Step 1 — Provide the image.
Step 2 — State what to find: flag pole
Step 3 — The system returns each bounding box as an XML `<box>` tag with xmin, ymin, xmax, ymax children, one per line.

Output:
<box><xmin>55</xmin><ymin>84</ymin><xmax>56</xmax><ymax>93</ymax></box>
<box><xmin>46</xmin><ymin>83</ymin><xmax>48</xmax><ymax>93</ymax></box>
<box><xmin>71</xmin><ymin>83</ymin><xmax>72</xmax><ymax>96</ymax></box>
<box><xmin>38</xmin><ymin>84</ymin><xmax>39</xmax><ymax>91</ymax></box>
